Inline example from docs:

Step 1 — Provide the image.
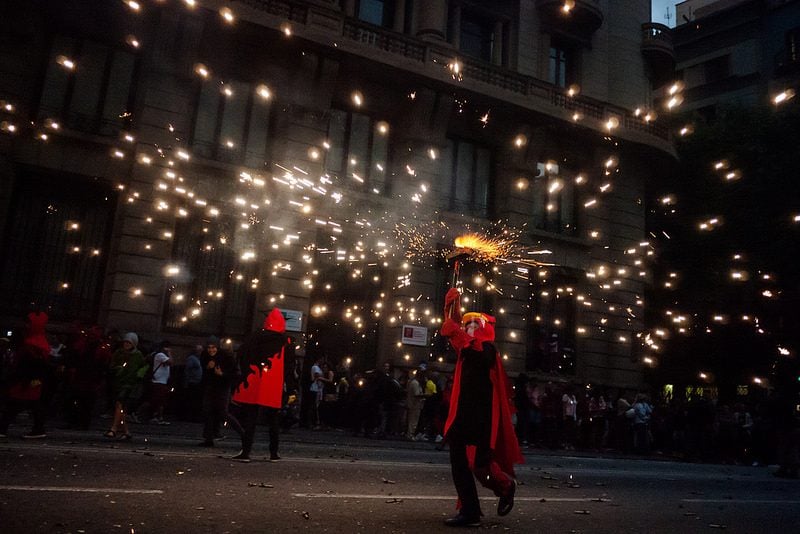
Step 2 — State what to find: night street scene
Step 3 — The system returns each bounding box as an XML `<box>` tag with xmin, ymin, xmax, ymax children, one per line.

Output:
<box><xmin>1</xmin><ymin>0</ymin><xmax>799</xmax><ymax>533</ymax></box>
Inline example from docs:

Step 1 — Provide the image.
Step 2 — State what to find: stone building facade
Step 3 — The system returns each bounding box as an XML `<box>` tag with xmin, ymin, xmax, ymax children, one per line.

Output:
<box><xmin>0</xmin><ymin>0</ymin><xmax>675</xmax><ymax>389</ymax></box>
<box><xmin>673</xmin><ymin>0</ymin><xmax>800</xmax><ymax>117</ymax></box>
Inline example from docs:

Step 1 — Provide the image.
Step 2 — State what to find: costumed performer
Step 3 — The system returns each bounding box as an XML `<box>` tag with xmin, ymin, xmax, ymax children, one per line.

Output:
<box><xmin>439</xmin><ymin>287</ymin><xmax>523</xmax><ymax>527</ymax></box>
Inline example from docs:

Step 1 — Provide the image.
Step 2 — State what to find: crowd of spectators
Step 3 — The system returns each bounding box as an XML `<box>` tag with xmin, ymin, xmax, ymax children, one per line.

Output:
<box><xmin>0</xmin><ymin>315</ymin><xmax>797</xmax><ymax>478</ymax></box>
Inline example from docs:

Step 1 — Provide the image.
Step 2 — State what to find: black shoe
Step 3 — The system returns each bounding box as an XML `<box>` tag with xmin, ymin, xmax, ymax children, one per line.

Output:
<box><xmin>444</xmin><ymin>513</ymin><xmax>480</xmax><ymax>527</ymax></box>
<box><xmin>231</xmin><ymin>451</ymin><xmax>250</xmax><ymax>463</ymax></box>
<box><xmin>497</xmin><ymin>479</ymin><xmax>516</xmax><ymax>516</ymax></box>
<box><xmin>198</xmin><ymin>440</ymin><xmax>215</xmax><ymax>447</ymax></box>
<box><xmin>270</xmin><ymin>454</ymin><xmax>281</xmax><ymax>461</ymax></box>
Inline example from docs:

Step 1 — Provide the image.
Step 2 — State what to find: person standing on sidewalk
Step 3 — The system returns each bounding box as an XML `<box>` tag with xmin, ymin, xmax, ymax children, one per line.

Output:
<box><xmin>105</xmin><ymin>332</ymin><xmax>145</xmax><ymax>441</ymax></box>
<box><xmin>439</xmin><ymin>288</ymin><xmax>523</xmax><ymax>527</ymax></box>
<box><xmin>228</xmin><ymin>308</ymin><xmax>291</xmax><ymax>462</ymax></box>
<box><xmin>632</xmin><ymin>393</ymin><xmax>653</xmax><ymax>454</ymax></box>
<box><xmin>182</xmin><ymin>344</ymin><xmax>204</xmax><ymax>422</ymax></box>
<box><xmin>405</xmin><ymin>368</ymin><xmax>424</xmax><ymax>439</ymax></box>
<box><xmin>198</xmin><ymin>336</ymin><xmax>237</xmax><ymax>447</ymax></box>
<box><xmin>135</xmin><ymin>341</ymin><xmax>173</xmax><ymax>424</ymax></box>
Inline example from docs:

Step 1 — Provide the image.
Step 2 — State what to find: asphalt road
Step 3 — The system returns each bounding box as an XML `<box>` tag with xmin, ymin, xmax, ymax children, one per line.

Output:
<box><xmin>1</xmin><ymin>422</ymin><xmax>799</xmax><ymax>533</ymax></box>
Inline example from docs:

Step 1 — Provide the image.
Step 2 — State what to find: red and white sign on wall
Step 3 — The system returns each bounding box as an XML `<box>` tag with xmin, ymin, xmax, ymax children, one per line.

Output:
<box><xmin>401</xmin><ymin>324</ymin><xmax>428</xmax><ymax>346</ymax></box>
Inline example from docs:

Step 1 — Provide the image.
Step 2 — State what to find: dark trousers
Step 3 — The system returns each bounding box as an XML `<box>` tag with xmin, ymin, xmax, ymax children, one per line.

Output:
<box><xmin>229</xmin><ymin>404</ymin><xmax>280</xmax><ymax>457</ymax></box>
<box><xmin>136</xmin><ymin>383</ymin><xmax>169</xmax><ymax>420</ymax></box>
<box><xmin>448</xmin><ymin>431</ymin><xmax>514</xmax><ymax>517</ymax></box>
<box><xmin>1</xmin><ymin>398</ymin><xmax>46</xmax><ymax>434</ymax></box>
<box><xmin>202</xmin><ymin>388</ymin><xmax>230</xmax><ymax>441</ymax></box>
<box><xmin>182</xmin><ymin>383</ymin><xmax>203</xmax><ymax>422</ymax></box>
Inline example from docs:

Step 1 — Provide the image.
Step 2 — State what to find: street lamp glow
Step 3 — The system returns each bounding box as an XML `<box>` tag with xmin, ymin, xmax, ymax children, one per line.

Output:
<box><xmin>773</xmin><ymin>89</ymin><xmax>795</xmax><ymax>105</ymax></box>
<box><xmin>195</xmin><ymin>63</ymin><xmax>210</xmax><ymax>78</ymax></box>
<box><xmin>56</xmin><ymin>55</ymin><xmax>75</xmax><ymax>70</ymax></box>
<box><xmin>668</xmin><ymin>82</ymin><xmax>684</xmax><ymax>95</ymax></box>
<box><xmin>256</xmin><ymin>84</ymin><xmax>271</xmax><ymax>100</ymax></box>
<box><xmin>220</xmin><ymin>7</ymin><xmax>235</xmax><ymax>23</ymax></box>
<box><xmin>566</xmin><ymin>84</ymin><xmax>580</xmax><ymax>97</ymax></box>
<box><xmin>666</xmin><ymin>95</ymin><xmax>683</xmax><ymax>109</ymax></box>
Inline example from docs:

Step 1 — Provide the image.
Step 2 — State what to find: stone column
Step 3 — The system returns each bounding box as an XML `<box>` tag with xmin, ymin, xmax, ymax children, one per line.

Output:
<box><xmin>416</xmin><ymin>0</ymin><xmax>447</xmax><ymax>41</ymax></box>
<box><xmin>393</xmin><ymin>0</ymin><xmax>406</xmax><ymax>33</ymax></box>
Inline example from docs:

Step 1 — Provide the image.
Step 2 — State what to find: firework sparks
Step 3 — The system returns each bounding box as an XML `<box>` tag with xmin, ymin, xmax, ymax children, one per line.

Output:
<box><xmin>396</xmin><ymin>220</ymin><xmax>552</xmax><ymax>270</ymax></box>
<box><xmin>452</xmin><ymin>233</ymin><xmax>513</xmax><ymax>263</ymax></box>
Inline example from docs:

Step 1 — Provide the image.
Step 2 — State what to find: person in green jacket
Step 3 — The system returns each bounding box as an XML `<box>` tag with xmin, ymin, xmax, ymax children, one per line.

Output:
<box><xmin>105</xmin><ymin>332</ymin><xmax>145</xmax><ymax>440</ymax></box>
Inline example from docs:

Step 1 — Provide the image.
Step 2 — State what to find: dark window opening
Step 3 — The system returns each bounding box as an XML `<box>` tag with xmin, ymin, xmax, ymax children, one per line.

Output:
<box><xmin>704</xmin><ymin>55</ymin><xmax>730</xmax><ymax>83</ymax></box>
<box><xmin>357</xmin><ymin>0</ymin><xmax>395</xmax><ymax>28</ymax></box>
<box><xmin>460</xmin><ymin>12</ymin><xmax>495</xmax><ymax>62</ymax></box>
<box><xmin>191</xmin><ymin>79</ymin><xmax>272</xmax><ymax>167</ymax></box>
<box><xmin>531</xmin><ymin>163</ymin><xmax>578</xmax><ymax>235</ymax></box>
<box><xmin>548</xmin><ymin>39</ymin><xmax>576</xmax><ymax>88</ymax></box>
<box><xmin>440</xmin><ymin>138</ymin><xmax>492</xmax><ymax>218</ymax></box>
<box><xmin>0</xmin><ymin>171</ymin><xmax>116</xmax><ymax>323</ymax></box>
<box><xmin>526</xmin><ymin>271</ymin><xmax>577</xmax><ymax>375</ymax></box>
<box><xmin>163</xmin><ymin>216</ymin><xmax>255</xmax><ymax>338</ymax></box>
<box><xmin>697</xmin><ymin>104</ymin><xmax>717</xmax><ymax>122</ymax></box>
<box><xmin>38</xmin><ymin>35</ymin><xmax>136</xmax><ymax>136</ymax></box>
<box><xmin>326</xmin><ymin>108</ymin><xmax>390</xmax><ymax>194</ymax></box>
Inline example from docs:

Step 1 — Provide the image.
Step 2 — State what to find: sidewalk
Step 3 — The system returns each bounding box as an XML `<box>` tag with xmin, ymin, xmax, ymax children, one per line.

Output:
<box><xmin>2</xmin><ymin>414</ymin><xmax>685</xmax><ymax>464</ymax></box>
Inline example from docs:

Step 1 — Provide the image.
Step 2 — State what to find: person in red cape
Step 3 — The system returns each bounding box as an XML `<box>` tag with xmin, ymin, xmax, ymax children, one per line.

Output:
<box><xmin>228</xmin><ymin>308</ymin><xmax>291</xmax><ymax>462</ymax></box>
<box><xmin>440</xmin><ymin>288</ymin><xmax>524</xmax><ymax>527</ymax></box>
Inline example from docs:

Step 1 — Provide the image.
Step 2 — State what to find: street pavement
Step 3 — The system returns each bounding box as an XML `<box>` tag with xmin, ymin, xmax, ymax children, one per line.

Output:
<box><xmin>1</xmin><ymin>418</ymin><xmax>799</xmax><ymax>533</ymax></box>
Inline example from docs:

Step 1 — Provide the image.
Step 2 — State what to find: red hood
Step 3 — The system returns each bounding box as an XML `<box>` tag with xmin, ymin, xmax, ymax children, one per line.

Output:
<box><xmin>263</xmin><ymin>308</ymin><xmax>286</xmax><ymax>333</ymax></box>
<box><xmin>25</xmin><ymin>311</ymin><xmax>50</xmax><ymax>354</ymax></box>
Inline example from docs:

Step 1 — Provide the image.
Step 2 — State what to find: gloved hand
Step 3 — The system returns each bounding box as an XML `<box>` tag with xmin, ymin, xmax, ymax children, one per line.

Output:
<box><xmin>444</xmin><ymin>288</ymin><xmax>462</xmax><ymax>321</ymax></box>
<box><xmin>445</xmin><ymin>287</ymin><xmax>460</xmax><ymax>303</ymax></box>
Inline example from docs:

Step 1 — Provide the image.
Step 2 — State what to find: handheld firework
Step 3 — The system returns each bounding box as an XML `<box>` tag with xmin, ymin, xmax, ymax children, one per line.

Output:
<box><xmin>447</xmin><ymin>232</ymin><xmax>509</xmax><ymax>287</ymax></box>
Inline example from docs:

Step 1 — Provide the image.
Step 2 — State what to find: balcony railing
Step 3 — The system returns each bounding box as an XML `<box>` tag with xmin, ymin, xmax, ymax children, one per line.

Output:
<box><xmin>642</xmin><ymin>22</ymin><xmax>674</xmax><ymax>47</ymax></box>
<box><xmin>343</xmin><ymin>19</ymin><xmax>426</xmax><ymax>62</ymax></box>
<box><xmin>236</xmin><ymin>0</ymin><xmax>671</xmax><ymax>144</ymax></box>
<box><xmin>239</xmin><ymin>0</ymin><xmax>309</xmax><ymax>22</ymax></box>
